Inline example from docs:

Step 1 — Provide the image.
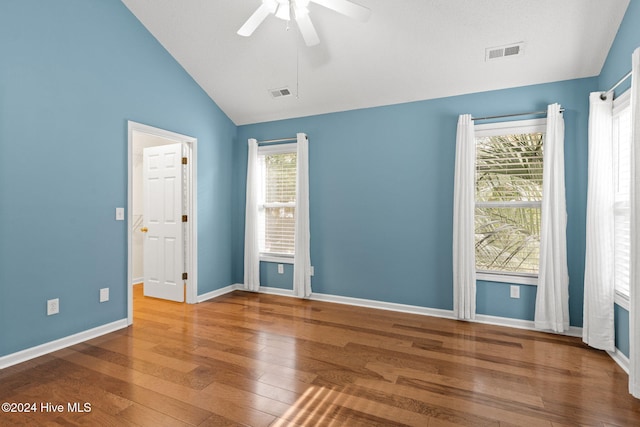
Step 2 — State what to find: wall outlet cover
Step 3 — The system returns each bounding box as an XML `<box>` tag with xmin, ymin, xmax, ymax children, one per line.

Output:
<box><xmin>510</xmin><ymin>285</ymin><xmax>520</xmax><ymax>299</ymax></box>
<box><xmin>100</xmin><ymin>288</ymin><xmax>109</xmax><ymax>303</ymax></box>
<box><xmin>47</xmin><ymin>298</ymin><xmax>59</xmax><ymax>316</ymax></box>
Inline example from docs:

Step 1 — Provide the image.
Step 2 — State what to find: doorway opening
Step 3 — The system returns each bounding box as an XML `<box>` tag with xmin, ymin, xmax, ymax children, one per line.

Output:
<box><xmin>127</xmin><ymin>121</ymin><xmax>198</xmax><ymax>324</ymax></box>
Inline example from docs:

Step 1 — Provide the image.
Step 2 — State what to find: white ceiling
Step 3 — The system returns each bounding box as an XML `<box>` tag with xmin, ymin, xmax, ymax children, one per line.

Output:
<box><xmin>121</xmin><ymin>0</ymin><xmax>629</xmax><ymax>125</ymax></box>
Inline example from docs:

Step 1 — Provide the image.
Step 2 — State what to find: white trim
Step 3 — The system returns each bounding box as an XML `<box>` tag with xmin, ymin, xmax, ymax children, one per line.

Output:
<box><xmin>127</xmin><ymin>121</ymin><xmax>198</xmax><ymax>325</ymax></box>
<box><xmin>132</xmin><ymin>277</ymin><xmax>144</xmax><ymax>285</ymax></box>
<box><xmin>260</xmin><ymin>286</ymin><xmax>296</xmax><ymax>297</ymax></box>
<box><xmin>474</xmin><ymin>118</ymin><xmax>547</xmax><ymax>135</ymax></box>
<box><xmin>476</xmin><ymin>272</ymin><xmax>538</xmax><ymax>286</ymax></box>
<box><xmin>258</xmin><ymin>142</ymin><xmax>296</xmax><ymax>155</ymax></box>
<box><xmin>609</xmin><ymin>348</ymin><xmax>630</xmax><ymax>374</ymax></box>
<box><xmin>613</xmin><ymin>89</ymin><xmax>631</xmax><ymax>113</ymax></box>
<box><xmin>196</xmin><ymin>284</ymin><xmax>242</xmax><ymax>303</ymax></box>
<box><xmin>0</xmin><ymin>319</ymin><xmax>128</xmax><ymax>369</ymax></box>
<box><xmin>309</xmin><ymin>293</ymin><xmax>457</xmax><ymax>319</ymax></box>
<box><xmin>616</xmin><ymin>291</ymin><xmax>631</xmax><ymax>311</ymax></box>
<box><xmin>474</xmin><ymin>314</ymin><xmax>582</xmax><ymax>337</ymax></box>
<box><xmin>260</xmin><ymin>254</ymin><xmax>294</xmax><ymax>264</ymax></box>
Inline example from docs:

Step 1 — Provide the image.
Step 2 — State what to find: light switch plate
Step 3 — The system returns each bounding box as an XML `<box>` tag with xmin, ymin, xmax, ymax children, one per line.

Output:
<box><xmin>115</xmin><ymin>207</ymin><xmax>125</xmax><ymax>221</ymax></box>
<box><xmin>100</xmin><ymin>288</ymin><xmax>109</xmax><ymax>303</ymax></box>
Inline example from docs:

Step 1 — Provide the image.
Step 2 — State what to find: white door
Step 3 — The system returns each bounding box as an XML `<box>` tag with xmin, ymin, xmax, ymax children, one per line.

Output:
<box><xmin>142</xmin><ymin>143</ymin><xmax>184</xmax><ymax>302</ymax></box>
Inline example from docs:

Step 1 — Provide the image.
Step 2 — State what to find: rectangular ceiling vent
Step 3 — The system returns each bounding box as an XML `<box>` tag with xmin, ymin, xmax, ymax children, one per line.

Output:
<box><xmin>269</xmin><ymin>87</ymin><xmax>292</xmax><ymax>99</ymax></box>
<box><xmin>485</xmin><ymin>42</ymin><xmax>524</xmax><ymax>61</ymax></box>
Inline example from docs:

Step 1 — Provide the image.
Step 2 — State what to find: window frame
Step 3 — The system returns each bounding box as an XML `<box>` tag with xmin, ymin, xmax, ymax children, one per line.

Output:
<box><xmin>257</xmin><ymin>142</ymin><xmax>297</xmax><ymax>264</ymax></box>
<box><xmin>612</xmin><ymin>90</ymin><xmax>631</xmax><ymax>308</ymax></box>
<box><xmin>474</xmin><ymin>118</ymin><xmax>547</xmax><ymax>286</ymax></box>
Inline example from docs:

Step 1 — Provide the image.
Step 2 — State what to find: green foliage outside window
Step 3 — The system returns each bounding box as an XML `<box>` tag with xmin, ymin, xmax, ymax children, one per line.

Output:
<box><xmin>475</xmin><ymin>132</ymin><xmax>544</xmax><ymax>274</ymax></box>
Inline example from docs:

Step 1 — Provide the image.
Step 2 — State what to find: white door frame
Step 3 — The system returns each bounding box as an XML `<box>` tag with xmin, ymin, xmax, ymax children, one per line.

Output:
<box><xmin>127</xmin><ymin>121</ymin><xmax>198</xmax><ymax>324</ymax></box>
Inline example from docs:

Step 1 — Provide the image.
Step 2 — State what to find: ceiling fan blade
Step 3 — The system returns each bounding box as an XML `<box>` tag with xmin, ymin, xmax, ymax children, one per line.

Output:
<box><xmin>295</xmin><ymin>13</ymin><xmax>320</xmax><ymax>46</ymax></box>
<box><xmin>237</xmin><ymin>2</ymin><xmax>276</xmax><ymax>37</ymax></box>
<box><xmin>310</xmin><ymin>0</ymin><xmax>371</xmax><ymax>22</ymax></box>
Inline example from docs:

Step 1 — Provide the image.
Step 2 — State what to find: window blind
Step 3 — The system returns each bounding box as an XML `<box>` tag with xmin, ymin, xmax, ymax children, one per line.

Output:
<box><xmin>613</xmin><ymin>106</ymin><xmax>631</xmax><ymax>297</ymax></box>
<box><xmin>258</xmin><ymin>150</ymin><xmax>297</xmax><ymax>256</ymax></box>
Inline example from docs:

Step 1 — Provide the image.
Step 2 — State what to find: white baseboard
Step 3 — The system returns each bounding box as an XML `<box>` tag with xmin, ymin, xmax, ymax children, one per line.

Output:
<box><xmin>608</xmin><ymin>348</ymin><xmax>630</xmax><ymax>374</ymax></box>
<box><xmin>0</xmin><ymin>319</ymin><xmax>128</xmax><ymax>370</ymax></box>
<box><xmin>132</xmin><ymin>277</ymin><xmax>144</xmax><ymax>285</ymax></box>
<box><xmin>260</xmin><ymin>286</ymin><xmax>295</xmax><ymax>297</ymax></box>
<box><xmin>231</xmin><ymin>289</ymin><xmax>583</xmax><ymax>339</ymax></box>
<box><xmin>309</xmin><ymin>292</ymin><xmax>457</xmax><ymax>319</ymax></box>
<box><xmin>196</xmin><ymin>283</ymin><xmax>242</xmax><ymax>303</ymax></box>
<box><xmin>474</xmin><ymin>314</ymin><xmax>583</xmax><ymax>337</ymax></box>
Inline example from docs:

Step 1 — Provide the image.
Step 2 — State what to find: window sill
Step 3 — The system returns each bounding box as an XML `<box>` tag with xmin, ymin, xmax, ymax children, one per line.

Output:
<box><xmin>259</xmin><ymin>254</ymin><xmax>294</xmax><ymax>264</ymax></box>
<box><xmin>615</xmin><ymin>290</ymin><xmax>630</xmax><ymax>311</ymax></box>
<box><xmin>476</xmin><ymin>272</ymin><xmax>538</xmax><ymax>286</ymax></box>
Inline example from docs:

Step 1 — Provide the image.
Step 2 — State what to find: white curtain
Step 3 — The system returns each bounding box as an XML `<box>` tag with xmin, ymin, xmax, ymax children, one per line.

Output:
<box><xmin>535</xmin><ymin>103</ymin><xmax>570</xmax><ymax>333</ymax></box>
<box><xmin>294</xmin><ymin>132</ymin><xmax>312</xmax><ymax>298</ymax></box>
<box><xmin>583</xmin><ymin>93</ymin><xmax>615</xmax><ymax>351</ymax></box>
<box><xmin>244</xmin><ymin>138</ymin><xmax>260</xmax><ymax>292</ymax></box>
<box><xmin>629</xmin><ymin>47</ymin><xmax>640</xmax><ymax>398</ymax></box>
<box><xmin>453</xmin><ymin>114</ymin><xmax>476</xmax><ymax>320</ymax></box>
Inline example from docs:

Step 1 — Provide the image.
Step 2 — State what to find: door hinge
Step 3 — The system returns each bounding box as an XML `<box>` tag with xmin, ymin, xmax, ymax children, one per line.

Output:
<box><xmin>182</xmin><ymin>215</ymin><xmax>188</xmax><ymax>222</ymax></box>
<box><xmin>182</xmin><ymin>157</ymin><xmax>188</xmax><ymax>165</ymax></box>
<box><xmin>182</xmin><ymin>272</ymin><xmax>188</xmax><ymax>280</ymax></box>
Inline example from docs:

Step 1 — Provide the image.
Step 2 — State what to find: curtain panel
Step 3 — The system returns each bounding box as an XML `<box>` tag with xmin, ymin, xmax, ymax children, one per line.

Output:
<box><xmin>453</xmin><ymin>114</ymin><xmax>476</xmax><ymax>320</ymax></box>
<box><xmin>583</xmin><ymin>93</ymin><xmax>615</xmax><ymax>351</ymax></box>
<box><xmin>535</xmin><ymin>103</ymin><xmax>570</xmax><ymax>333</ymax></box>
<box><xmin>293</xmin><ymin>133</ymin><xmax>312</xmax><ymax>298</ymax></box>
<box><xmin>629</xmin><ymin>47</ymin><xmax>640</xmax><ymax>398</ymax></box>
<box><xmin>244</xmin><ymin>138</ymin><xmax>260</xmax><ymax>292</ymax></box>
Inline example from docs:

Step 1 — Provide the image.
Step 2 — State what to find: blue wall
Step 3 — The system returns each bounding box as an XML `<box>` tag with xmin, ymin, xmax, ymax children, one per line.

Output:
<box><xmin>615</xmin><ymin>304</ymin><xmax>631</xmax><ymax>357</ymax></box>
<box><xmin>0</xmin><ymin>0</ymin><xmax>236</xmax><ymax>357</ymax></box>
<box><xmin>599</xmin><ymin>0</ymin><xmax>640</xmax><ymax>356</ymax></box>
<box><xmin>600</xmin><ymin>0</ymin><xmax>640</xmax><ymax>96</ymax></box>
<box><xmin>235</xmin><ymin>78</ymin><xmax>596</xmax><ymax>326</ymax></box>
<box><xmin>2</xmin><ymin>0</ymin><xmax>636</xmax><ymax>360</ymax></box>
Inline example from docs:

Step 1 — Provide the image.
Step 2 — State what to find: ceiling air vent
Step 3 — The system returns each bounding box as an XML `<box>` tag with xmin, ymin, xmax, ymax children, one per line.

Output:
<box><xmin>485</xmin><ymin>42</ymin><xmax>524</xmax><ymax>61</ymax></box>
<box><xmin>269</xmin><ymin>87</ymin><xmax>292</xmax><ymax>99</ymax></box>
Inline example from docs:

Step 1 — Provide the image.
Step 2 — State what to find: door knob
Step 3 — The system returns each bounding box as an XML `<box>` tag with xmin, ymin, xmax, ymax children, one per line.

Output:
<box><xmin>140</xmin><ymin>227</ymin><xmax>148</xmax><ymax>233</ymax></box>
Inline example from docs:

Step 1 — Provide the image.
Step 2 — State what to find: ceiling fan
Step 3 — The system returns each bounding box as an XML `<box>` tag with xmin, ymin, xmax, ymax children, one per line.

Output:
<box><xmin>237</xmin><ymin>0</ymin><xmax>371</xmax><ymax>47</ymax></box>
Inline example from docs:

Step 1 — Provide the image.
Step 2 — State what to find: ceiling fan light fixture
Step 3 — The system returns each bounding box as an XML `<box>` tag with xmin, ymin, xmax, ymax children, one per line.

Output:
<box><xmin>238</xmin><ymin>0</ymin><xmax>371</xmax><ymax>44</ymax></box>
<box><xmin>275</xmin><ymin>1</ymin><xmax>291</xmax><ymax>21</ymax></box>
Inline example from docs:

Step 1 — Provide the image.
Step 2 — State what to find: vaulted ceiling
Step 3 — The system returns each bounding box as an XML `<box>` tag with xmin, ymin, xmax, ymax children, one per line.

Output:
<box><xmin>121</xmin><ymin>0</ymin><xmax>630</xmax><ymax>125</ymax></box>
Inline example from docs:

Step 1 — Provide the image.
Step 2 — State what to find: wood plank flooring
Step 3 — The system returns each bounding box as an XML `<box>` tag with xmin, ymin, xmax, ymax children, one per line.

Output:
<box><xmin>1</xmin><ymin>285</ymin><xmax>639</xmax><ymax>426</ymax></box>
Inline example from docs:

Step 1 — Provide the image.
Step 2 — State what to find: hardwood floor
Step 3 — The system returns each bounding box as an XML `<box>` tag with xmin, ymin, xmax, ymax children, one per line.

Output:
<box><xmin>1</xmin><ymin>285</ymin><xmax>639</xmax><ymax>426</ymax></box>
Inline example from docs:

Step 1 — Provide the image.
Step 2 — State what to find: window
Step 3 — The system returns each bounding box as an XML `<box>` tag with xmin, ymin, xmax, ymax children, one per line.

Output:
<box><xmin>257</xmin><ymin>143</ymin><xmax>297</xmax><ymax>261</ymax></box>
<box><xmin>612</xmin><ymin>91</ymin><xmax>631</xmax><ymax>299</ymax></box>
<box><xmin>474</xmin><ymin>119</ymin><xmax>546</xmax><ymax>284</ymax></box>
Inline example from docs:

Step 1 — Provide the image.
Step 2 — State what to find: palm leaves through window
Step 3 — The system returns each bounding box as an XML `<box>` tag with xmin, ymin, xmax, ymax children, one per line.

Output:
<box><xmin>475</xmin><ymin>132</ymin><xmax>544</xmax><ymax>275</ymax></box>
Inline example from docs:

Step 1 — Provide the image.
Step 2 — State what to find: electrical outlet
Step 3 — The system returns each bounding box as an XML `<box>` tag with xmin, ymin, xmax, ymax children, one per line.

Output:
<box><xmin>47</xmin><ymin>298</ymin><xmax>59</xmax><ymax>316</ymax></box>
<box><xmin>100</xmin><ymin>288</ymin><xmax>109</xmax><ymax>303</ymax></box>
<box><xmin>510</xmin><ymin>285</ymin><xmax>520</xmax><ymax>299</ymax></box>
<box><xmin>310</xmin><ymin>266</ymin><xmax>314</xmax><ymax>276</ymax></box>
<box><xmin>277</xmin><ymin>264</ymin><xmax>284</xmax><ymax>274</ymax></box>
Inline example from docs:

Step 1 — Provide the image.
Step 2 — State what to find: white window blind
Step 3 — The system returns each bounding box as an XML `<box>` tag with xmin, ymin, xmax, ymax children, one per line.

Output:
<box><xmin>474</xmin><ymin>120</ymin><xmax>546</xmax><ymax>277</ymax></box>
<box><xmin>258</xmin><ymin>144</ymin><xmax>297</xmax><ymax>258</ymax></box>
<box><xmin>613</xmin><ymin>96</ymin><xmax>631</xmax><ymax>298</ymax></box>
